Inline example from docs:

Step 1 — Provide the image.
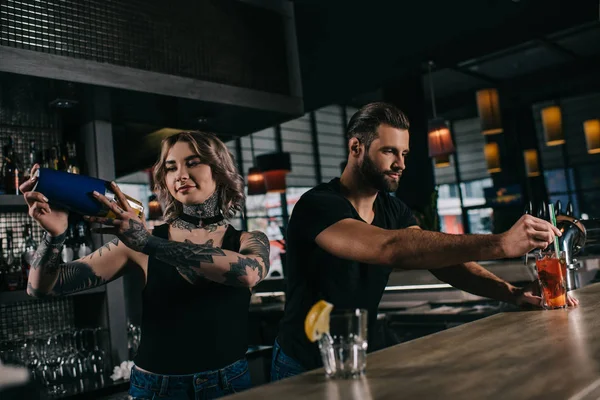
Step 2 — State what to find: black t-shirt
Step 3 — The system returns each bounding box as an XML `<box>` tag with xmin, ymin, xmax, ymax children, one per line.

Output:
<box><xmin>278</xmin><ymin>178</ymin><xmax>418</xmax><ymax>370</ymax></box>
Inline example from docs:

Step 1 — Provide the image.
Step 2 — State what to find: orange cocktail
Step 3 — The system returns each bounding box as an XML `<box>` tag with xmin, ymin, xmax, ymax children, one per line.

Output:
<box><xmin>535</xmin><ymin>251</ymin><xmax>567</xmax><ymax>309</ymax></box>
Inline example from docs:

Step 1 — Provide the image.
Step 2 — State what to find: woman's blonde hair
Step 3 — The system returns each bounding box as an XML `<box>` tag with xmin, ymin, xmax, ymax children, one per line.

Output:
<box><xmin>152</xmin><ymin>131</ymin><xmax>245</xmax><ymax>222</ymax></box>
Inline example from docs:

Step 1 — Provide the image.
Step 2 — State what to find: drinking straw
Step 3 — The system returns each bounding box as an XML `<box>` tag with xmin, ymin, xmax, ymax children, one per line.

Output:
<box><xmin>548</xmin><ymin>203</ymin><xmax>560</xmax><ymax>258</ymax></box>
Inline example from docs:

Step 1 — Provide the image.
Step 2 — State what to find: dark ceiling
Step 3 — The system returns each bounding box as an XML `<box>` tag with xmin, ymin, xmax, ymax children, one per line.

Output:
<box><xmin>14</xmin><ymin>0</ymin><xmax>597</xmax><ymax>179</ymax></box>
<box><xmin>291</xmin><ymin>0</ymin><xmax>600</xmax><ymax>112</ymax></box>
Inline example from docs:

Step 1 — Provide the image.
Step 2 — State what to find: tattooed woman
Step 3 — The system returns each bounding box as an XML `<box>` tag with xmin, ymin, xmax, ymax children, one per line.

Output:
<box><xmin>19</xmin><ymin>131</ymin><xmax>270</xmax><ymax>399</ymax></box>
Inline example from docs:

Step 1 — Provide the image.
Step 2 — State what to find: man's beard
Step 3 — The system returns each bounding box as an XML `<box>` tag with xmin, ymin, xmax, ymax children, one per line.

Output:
<box><xmin>358</xmin><ymin>153</ymin><xmax>400</xmax><ymax>192</ymax></box>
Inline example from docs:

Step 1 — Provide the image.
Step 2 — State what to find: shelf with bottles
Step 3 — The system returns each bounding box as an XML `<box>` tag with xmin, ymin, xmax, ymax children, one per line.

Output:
<box><xmin>0</xmin><ymin>216</ymin><xmax>96</xmax><ymax>299</ymax></box>
<box><xmin>1</xmin><ymin>133</ymin><xmax>83</xmax><ymax>197</ymax></box>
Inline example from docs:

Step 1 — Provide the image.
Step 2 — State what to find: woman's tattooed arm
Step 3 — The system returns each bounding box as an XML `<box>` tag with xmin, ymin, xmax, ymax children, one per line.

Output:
<box><xmin>142</xmin><ymin>230</ymin><xmax>270</xmax><ymax>288</ymax></box>
<box><xmin>27</xmin><ymin>232</ymin><xmax>134</xmax><ymax>298</ymax></box>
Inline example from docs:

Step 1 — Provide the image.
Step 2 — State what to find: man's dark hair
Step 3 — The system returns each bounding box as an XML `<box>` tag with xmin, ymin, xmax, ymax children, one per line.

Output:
<box><xmin>345</xmin><ymin>102</ymin><xmax>410</xmax><ymax>150</ymax></box>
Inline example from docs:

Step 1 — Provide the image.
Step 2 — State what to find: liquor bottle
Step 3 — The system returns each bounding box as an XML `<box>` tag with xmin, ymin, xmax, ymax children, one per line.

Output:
<box><xmin>23</xmin><ymin>140</ymin><xmax>38</xmax><ymax>180</ymax></box>
<box><xmin>0</xmin><ymin>238</ymin><xmax>9</xmax><ymax>291</ymax></box>
<box><xmin>61</xmin><ymin>224</ymin><xmax>76</xmax><ymax>262</ymax></box>
<box><xmin>42</xmin><ymin>149</ymin><xmax>51</xmax><ymax>169</ymax></box>
<box><xmin>5</xmin><ymin>229</ymin><xmax>23</xmax><ymax>291</ymax></box>
<box><xmin>66</xmin><ymin>142</ymin><xmax>80</xmax><ymax>174</ymax></box>
<box><xmin>58</xmin><ymin>142</ymin><xmax>69</xmax><ymax>172</ymax></box>
<box><xmin>49</xmin><ymin>145</ymin><xmax>59</xmax><ymax>170</ymax></box>
<box><xmin>2</xmin><ymin>137</ymin><xmax>20</xmax><ymax>195</ymax></box>
<box><xmin>76</xmin><ymin>222</ymin><xmax>92</xmax><ymax>259</ymax></box>
<box><xmin>21</xmin><ymin>223</ymin><xmax>38</xmax><ymax>282</ymax></box>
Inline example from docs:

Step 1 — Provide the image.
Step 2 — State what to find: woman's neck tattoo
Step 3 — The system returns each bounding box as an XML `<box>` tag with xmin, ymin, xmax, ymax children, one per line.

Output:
<box><xmin>182</xmin><ymin>189</ymin><xmax>220</xmax><ymax>219</ymax></box>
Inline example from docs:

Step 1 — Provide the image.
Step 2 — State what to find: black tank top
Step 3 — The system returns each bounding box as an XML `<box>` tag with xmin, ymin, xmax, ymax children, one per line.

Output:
<box><xmin>134</xmin><ymin>223</ymin><xmax>251</xmax><ymax>374</ymax></box>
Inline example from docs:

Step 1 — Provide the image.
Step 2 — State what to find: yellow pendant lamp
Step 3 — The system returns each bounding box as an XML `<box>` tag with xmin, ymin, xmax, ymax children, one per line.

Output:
<box><xmin>476</xmin><ymin>88</ymin><xmax>503</xmax><ymax>135</ymax></box>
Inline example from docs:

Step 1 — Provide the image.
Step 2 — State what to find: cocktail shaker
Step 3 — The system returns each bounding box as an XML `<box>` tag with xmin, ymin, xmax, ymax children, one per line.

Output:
<box><xmin>33</xmin><ymin>168</ymin><xmax>144</xmax><ymax>218</ymax></box>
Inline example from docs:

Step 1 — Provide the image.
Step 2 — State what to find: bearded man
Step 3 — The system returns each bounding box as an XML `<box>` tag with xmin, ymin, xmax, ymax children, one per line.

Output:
<box><xmin>270</xmin><ymin>102</ymin><xmax>575</xmax><ymax>380</ymax></box>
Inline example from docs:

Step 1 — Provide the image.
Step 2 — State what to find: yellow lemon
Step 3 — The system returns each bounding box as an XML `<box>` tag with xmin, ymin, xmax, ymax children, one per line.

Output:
<box><xmin>304</xmin><ymin>300</ymin><xmax>333</xmax><ymax>342</ymax></box>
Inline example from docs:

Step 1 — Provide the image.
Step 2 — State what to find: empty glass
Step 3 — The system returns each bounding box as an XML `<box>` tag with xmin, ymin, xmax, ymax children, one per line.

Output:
<box><xmin>318</xmin><ymin>309</ymin><xmax>368</xmax><ymax>379</ymax></box>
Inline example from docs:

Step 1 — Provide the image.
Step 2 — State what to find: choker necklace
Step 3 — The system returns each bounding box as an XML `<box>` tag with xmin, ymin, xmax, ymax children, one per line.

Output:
<box><xmin>178</xmin><ymin>212</ymin><xmax>225</xmax><ymax>227</ymax></box>
<box><xmin>172</xmin><ymin>190</ymin><xmax>225</xmax><ymax>230</ymax></box>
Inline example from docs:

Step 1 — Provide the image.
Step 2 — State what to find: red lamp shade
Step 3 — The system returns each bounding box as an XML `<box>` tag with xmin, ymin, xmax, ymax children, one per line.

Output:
<box><xmin>247</xmin><ymin>167</ymin><xmax>267</xmax><ymax>195</ymax></box>
<box><xmin>262</xmin><ymin>170</ymin><xmax>288</xmax><ymax>193</ymax></box>
<box><xmin>256</xmin><ymin>152</ymin><xmax>291</xmax><ymax>193</ymax></box>
<box><xmin>428</xmin><ymin>118</ymin><xmax>455</xmax><ymax>158</ymax></box>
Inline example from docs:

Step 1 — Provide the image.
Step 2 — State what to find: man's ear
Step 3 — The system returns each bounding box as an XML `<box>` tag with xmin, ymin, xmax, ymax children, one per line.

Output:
<box><xmin>349</xmin><ymin>137</ymin><xmax>362</xmax><ymax>157</ymax></box>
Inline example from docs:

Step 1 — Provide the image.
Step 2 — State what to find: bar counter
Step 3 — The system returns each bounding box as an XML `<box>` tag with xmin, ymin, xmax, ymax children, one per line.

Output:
<box><xmin>231</xmin><ymin>282</ymin><xmax>600</xmax><ymax>400</ymax></box>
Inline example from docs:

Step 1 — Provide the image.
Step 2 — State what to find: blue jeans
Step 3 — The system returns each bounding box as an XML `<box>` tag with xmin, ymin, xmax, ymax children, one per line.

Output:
<box><xmin>270</xmin><ymin>338</ymin><xmax>306</xmax><ymax>382</ymax></box>
<box><xmin>129</xmin><ymin>359</ymin><xmax>251</xmax><ymax>400</ymax></box>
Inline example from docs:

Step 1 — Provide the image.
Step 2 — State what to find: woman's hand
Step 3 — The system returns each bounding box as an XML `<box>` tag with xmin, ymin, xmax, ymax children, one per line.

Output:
<box><xmin>84</xmin><ymin>182</ymin><xmax>151</xmax><ymax>252</ymax></box>
<box><xmin>19</xmin><ymin>164</ymin><xmax>68</xmax><ymax>237</ymax></box>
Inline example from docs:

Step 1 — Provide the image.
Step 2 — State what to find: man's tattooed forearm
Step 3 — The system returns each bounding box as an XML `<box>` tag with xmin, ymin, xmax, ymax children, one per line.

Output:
<box><xmin>223</xmin><ymin>257</ymin><xmax>262</xmax><ymax>287</ymax></box>
<box><xmin>239</xmin><ymin>231</ymin><xmax>270</xmax><ymax>279</ymax></box>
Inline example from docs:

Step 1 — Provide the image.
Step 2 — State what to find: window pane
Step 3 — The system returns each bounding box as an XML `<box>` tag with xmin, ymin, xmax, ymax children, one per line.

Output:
<box><xmin>581</xmin><ymin>190</ymin><xmax>600</xmax><ymax>218</ymax></box>
<box><xmin>454</xmin><ymin>118</ymin><xmax>491</xmax><ymax>182</ymax></box>
<box><xmin>229</xmin><ymin>218</ymin><xmax>243</xmax><ymax>231</ymax></box>
<box><xmin>440</xmin><ymin>215</ymin><xmax>464</xmax><ymax>234</ymax></box>
<box><xmin>437</xmin><ymin>183</ymin><xmax>463</xmax><ymax>233</ymax></box>
<box><xmin>467</xmin><ymin>208</ymin><xmax>494</xmax><ymax>234</ymax></box>
<box><xmin>245</xmin><ymin>191</ymin><xmax>282</xmax><ymax>217</ymax></box>
<box><xmin>578</xmin><ymin>165</ymin><xmax>600</xmax><ymax>191</ymax></box>
<box><xmin>461</xmin><ymin>178</ymin><xmax>492</xmax><ymax>207</ymax></box>
<box><xmin>544</xmin><ymin>168</ymin><xmax>575</xmax><ymax>193</ymax></box>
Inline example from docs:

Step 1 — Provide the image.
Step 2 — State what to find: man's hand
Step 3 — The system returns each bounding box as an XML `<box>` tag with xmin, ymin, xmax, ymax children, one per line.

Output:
<box><xmin>500</xmin><ymin>215</ymin><xmax>562</xmax><ymax>258</ymax></box>
<box><xmin>83</xmin><ymin>182</ymin><xmax>151</xmax><ymax>253</ymax></box>
<box><xmin>514</xmin><ymin>280</ymin><xmax>579</xmax><ymax>308</ymax></box>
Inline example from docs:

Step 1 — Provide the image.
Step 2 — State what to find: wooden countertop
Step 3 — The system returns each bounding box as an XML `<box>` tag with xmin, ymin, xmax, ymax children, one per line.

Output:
<box><xmin>231</xmin><ymin>283</ymin><xmax>600</xmax><ymax>400</ymax></box>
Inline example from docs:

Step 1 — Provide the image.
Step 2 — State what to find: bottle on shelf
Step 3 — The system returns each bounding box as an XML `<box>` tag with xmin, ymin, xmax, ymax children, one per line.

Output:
<box><xmin>58</xmin><ymin>141</ymin><xmax>69</xmax><ymax>172</ymax></box>
<box><xmin>21</xmin><ymin>223</ymin><xmax>38</xmax><ymax>283</ymax></box>
<box><xmin>23</xmin><ymin>139</ymin><xmax>38</xmax><ymax>180</ymax></box>
<box><xmin>66</xmin><ymin>142</ymin><xmax>80</xmax><ymax>174</ymax></box>
<box><xmin>42</xmin><ymin>148</ymin><xmax>51</xmax><ymax>169</ymax></box>
<box><xmin>76</xmin><ymin>222</ymin><xmax>92</xmax><ymax>258</ymax></box>
<box><xmin>49</xmin><ymin>145</ymin><xmax>59</xmax><ymax>170</ymax></box>
<box><xmin>5</xmin><ymin>229</ymin><xmax>23</xmax><ymax>291</ymax></box>
<box><xmin>2</xmin><ymin>136</ymin><xmax>20</xmax><ymax>195</ymax></box>
<box><xmin>61</xmin><ymin>224</ymin><xmax>76</xmax><ymax>263</ymax></box>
